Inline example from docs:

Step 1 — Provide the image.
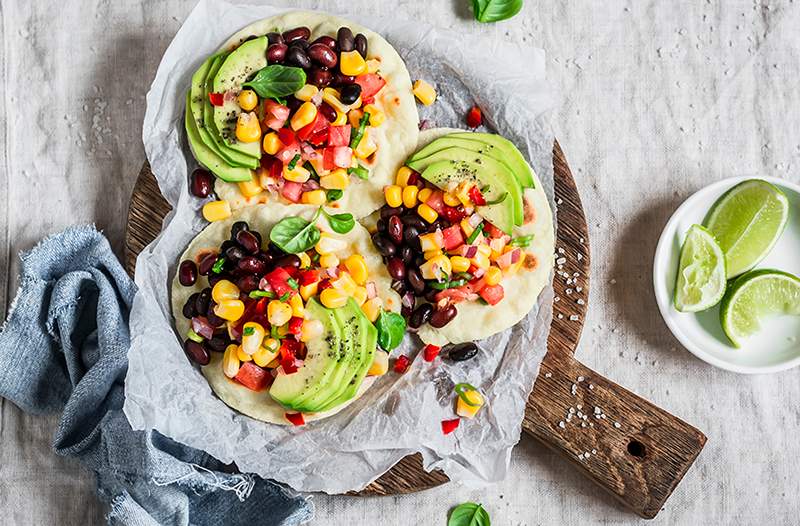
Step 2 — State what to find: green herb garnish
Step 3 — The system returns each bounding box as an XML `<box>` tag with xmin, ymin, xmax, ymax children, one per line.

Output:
<box><xmin>466</xmin><ymin>223</ymin><xmax>484</xmax><ymax>244</ymax></box>
<box><xmin>270</xmin><ymin>324</ymin><xmax>281</xmax><ymax>340</ymax></box>
<box><xmin>287</xmin><ymin>154</ymin><xmax>301</xmax><ymax>170</ymax></box>
<box><xmin>485</xmin><ymin>192</ymin><xmax>508</xmax><ymax>206</ymax></box>
<box><xmin>249</xmin><ymin>290</ymin><xmax>276</xmax><ymax>299</ymax></box>
<box><xmin>470</xmin><ymin>0</ymin><xmax>522</xmax><ymax>22</ymax></box>
<box><xmin>242</xmin><ymin>65</ymin><xmax>307</xmax><ymax>99</ymax></box>
<box><xmin>509</xmin><ymin>234</ymin><xmax>534</xmax><ymax>247</ymax></box>
<box><xmin>304</xmin><ymin>161</ymin><xmax>319</xmax><ymax>181</ymax></box>
<box><xmin>211</xmin><ymin>257</ymin><xmax>226</xmax><ymax>274</ymax></box>
<box><xmin>269</xmin><ymin>209</ymin><xmax>322</xmax><ymax>254</ymax></box>
<box><xmin>279</xmin><ymin>292</ymin><xmax>291</xmax><ymax>302</ymax></box>
<box><xmin>287</xmin><ymin>277</ymin><xmax>299</xmax><ymax>290</ymax></box>
<box><xmin>327</xmin><ymin>189</ymin><xmax>343</xmax><ymax>202</ymax></box>
<box><xmin>347</xmin><ymin>165</ymin><xmax>369</xmax><ymax>180</ymax></box>
<box><xmin>349</xmin><ymin>112</ymin><xmax>371</xmax><ymax>149</ymax></box>
<box><xmin>454</xmin><ymin>383</ymin><xmax>482</xmax><ymax>407</ymax></box>
<box><xmin>243</xmin><ymin>327</ymin><xmax>255</xmax><ymax>337</ymax></box>
<box><xmin>428</xmin><ymin>278</ymin><xmax>467</xmax><ymax>290</ymax></box>
<box><xmin>448</xmin><ymin>502</ymin><xmax>491</xmax><ymax>526</ymax></box>
<box><xmin>374</xmin><ymin>310</ymin><xmax>406</xmax><ymax>351</ymax></box>
<box><xmin>186</xmin><ymin>329</ymin><xmax>204</xmax><ymax>343</ymax></box>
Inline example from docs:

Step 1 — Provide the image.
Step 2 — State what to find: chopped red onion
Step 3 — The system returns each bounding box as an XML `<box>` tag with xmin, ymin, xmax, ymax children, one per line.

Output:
<box><xmin>468</xmin><ymin>213</ymin><xmax>483</xmax><ymax>228</ymax></box>
<box><xmin>192</xmin><ymin>316</ymin><xmax>215</xmax><ymax>339</ymax></box>
<box><xmin>366</xmin><ymin>281</ymin><xmax>377</xmax><ymax>299</ymax></box>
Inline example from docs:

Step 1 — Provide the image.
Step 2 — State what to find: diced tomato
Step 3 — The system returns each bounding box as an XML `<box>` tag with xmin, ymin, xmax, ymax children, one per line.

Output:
<box><xmin>425</xmin><ymin>191</ymin><xmax>446</xmax><ymax>214</ymax></box>
<box><xmin>435</xmin><ymin>285</ymin><xmax>478</xmax><ymax>304</ymax></box>
<box><xmin>277</xmin><ymin>127</ymin><xmax>296</xmax><ymax>146</ymax></box>
<box><xmin>288</xmin><ymin>317</ymin><xmax>304</xmax><ymax>336</ymax></box>
<box><xmin>296</xmin><ymin>112</ymin><xmax>329</xmax><ymax>142</ymax></box>
<box><xmin>442</xmin><ymin>206</ymin><xmax>467</xmax><ymax>224</ymax></box>
<box><xmin>441</xmin><ymin>225</ymin><xmax>465</xmax><ymax>251</ymax></box>
<box><xmin>361</xmin><ymin>96</ymin><xmax>374</xmax><ymax>105</ymax></box>
<box><xmin>276</xmin><ymin>143</ymin><xmax>301</xmax><ymax>164</ymax></box>
<box><xmin>468</xmin><ymin>186</ymin><xmax>486</xmax><ymax>206</ymax></box>
<box><xmin>280</xmin><ymin>338</ymin><xmax>301</xmax><ymax>358</ymax></box>
<box><xmin>332</xmin><ymin>146</ymin><xmax>353</xmax><ymax>168</ymax></box>
<box><xmin>422</xmin><ymin>344</ymin><xmax>441</xmax><ymax>362</ymax></box>
<box><xmin>327</xmin><ymin>125</ymin><xmax>352</xmax><ymax>147</ymax></box>
<box><xmin>280</xmin><ymin>181</ymin><xmax>304</xmax><ymax>203</ymax></box>
<box><xmin>469</xmin><ymin>277</ymin><xmax>487</xmax><ymax>293</ymax></box>
<box><xmin>321</xmin><ymin>147</ymin><xmax>336</xmax><ymax>171</ymax></box>
<box><xmin>297</xmin><ymin>269</ymin><xmax>319</xmax><ymax>286</ymax></box>
<box><xmin>232</xmin><ymin>298</ymin><xmax>269</xmax><ymax>338</ymax></box>
<box><xmin>354</xmin><ymin>73</ymin><xmax>386</xmax><ymax>99</ymax></box>
<box><xmin>265</xmin><ymin>267</ymin><xmax>297</xmax><ymax>298</ymax></box>
<box><xmin>478</xmin><ymin>284</ymin><xmax>505</xmax><ymax>305</ymax></box>
<box><xmin>466</xmin><ymin>105</ymin><xmax>482</xmax><ymax>128</ymax></box>
<box><xmin>318</xmin><ymin>278</ymin><xmax>333</xmax><ymax>291</ymax></box>
<box><xmin>483</xmin><ymin>222</ymin><xmax>505</xmax><ymax>239</ymax></box>
<box><xmin>441</xmin><ymin>418</ymin><xmax>460</xmax><ymax>435</ymax></box>
<box><xmin>269</xmin><ymin>158</ymin><xmax>283</xmax><ymax>179</ymax></box>
<box><xmin>406</xmin><ymin>169</ymin><xmax>421</xmax><ymax>186</ymax></box>
<box><xmin>234</xmin><ymin>362</ymin><xmax>272</xmax><ymax>391</ymax></box>
<box><xmin>393</xmin><ymin>355</ymin><xmax>410</xmax><ymax>374</ymax></box>
<box><xmin>264</xmin><ymin>100</ymin><xmax>291</xmax><ymax>130</ymax></box>
<box><xmin>208</xmin><ymin>92</ymin><xmax>224</xmax><ymax>106</ymax></box>
<box><xmin>285</xmin><ymin>412</ymin><xmax>305</xmax><ymax>425</ymax></box>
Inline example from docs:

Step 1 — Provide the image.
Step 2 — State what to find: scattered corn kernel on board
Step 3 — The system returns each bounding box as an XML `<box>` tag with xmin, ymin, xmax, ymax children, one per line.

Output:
<box><xmin>125</xmin><ymin>142</ymin><xmax>706</xmax><ymax>519</ymax></box>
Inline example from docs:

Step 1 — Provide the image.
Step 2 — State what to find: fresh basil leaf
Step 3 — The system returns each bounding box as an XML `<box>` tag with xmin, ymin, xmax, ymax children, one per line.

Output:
<box><xmin>347</xmin><ymin>165</ymin><xmax>370</xmax><ymax>180</ymax></box>
<box><xmin>269</xmin><ymin>216</ymin><xmax>321</xmax><ymax>254</ymax></box>
<box><xmin>349</xmin><ymin>112</ymin><xmax>371</xmax><ymax>148</ymax></box>
<box><xmin>470</xmin><ymin>0</ymin><xmax>522</xmax><ymax>23</ymax></box>
<box><xmin>375</xmin><ymin>311</ymin><xmax>406</xmax><ymax>351</ymax></box>
<box><xmin>243</xmin><ymin>327</ymin><xmax>255</xmax><ymax>336</ymax></box>
<box><xmin>326</xmin><ymin>189</ymin><xmax>343</xmax><ymax>202</ymax></box>
<box><xmin>484</xmin><ymin>192</ymin><xmax>508</xmax><ymax>206</ymax></box>
<box><xmin>509</xmin><ymin>234</ymin><xmax>534</xmax><ymax>247</ymax></box>
<box><xmin>448</xmin><ymin>502</ymin><xmax>491</xmax><ymax>526</ymax></box>
<box><xmin>287</xmin><ymin>153</ymin><xmax>301</xmax><ymax>170</ymax></box>
<box><xmin>211</xmin><ymin>257</ymin><xmax>226</xmax><ymax>274</ymax></box>
<box><xmin>322</xmin><ymin>209</ymin><xmax>355</xmax><ymax>234</ymax></box>
<box><xmin>242</xmin><ymin>65</ymin><xmax>307</xmax><ymax>99</ymax></box>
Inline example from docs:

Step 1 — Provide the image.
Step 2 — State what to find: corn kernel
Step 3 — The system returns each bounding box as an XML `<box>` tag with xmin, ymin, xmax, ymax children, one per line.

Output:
<box><xmin>354</xmin><ymin>128</ymin><xmax>377</xmax><ymax>159</ymax></box>
<box><xmin>412</xmin><ymin>79</ymin><xmax>437</xmax><ymax>106</ymax></box>
<box><xmin>477</xmin><ymin>244</ymin><xmax>492</xmax><ymax>257</ymax></box>
<box><xmin>235</xmin><ymin>111</ymin><xmax>262</xmax><ymax>143</ymax></box>
<box><xmin>283</xmin><ymin>163</ymin><xmax>311</xmax><ymax>183</ymax></box>
<box><xmin>443</xmin><ymin>192</ymin><xmax>460</xmax><ymax>207</ymax></box>
<box><xmin>290</xmin><ymin>101</ymin><xmax>318</xmax><ymax>131</ymax></box>
<box><xmin>212</xmin><ymin>279</ymin><xmax>240</xmax><ymax>303</ymax></box>
<box><xmin>471</xmin><ymin>252</ymin><xmax>491</xmax><ymax>270</ymax></box>
<box><xmin>424</xmin><ymin>249</ymin><xmax>443</xmax><ymax>260</ymax></box>
<box><xmin>454</xmin><ymin>181</ymin><xmax>474</xmax><ymax>208</ymax></box>
<box><xmin>267</xmin><ymin>300</ymin><xmax>293</xmax><ymax>327</ymax></box>
<box><xmin>340</xmin><ymin>50</ymin><xmax>367</xmax><ymax>76</ymax></box>
<box><xmin>294</xmin><ymin>84</ymin><xmax>319</xmax><ymax>102</ymax></box>
<box><xmin>289</xmin><ymin>293</ymin><xmax>305</xmax><ymax>318</ymax></box>
<box><xmin>237</xmin><ymin>346</ymin><xmax>253</xmax><ymax>362</ymax></box>
<box><xmin>214</xmin><ymin>299</ymin><xmax>245</xmax><ymax>321</ymax></box>
<box><xmin>419</xmin><ymin>231</ymin><xmax>444</xmax><ymax>252</ymax></box>
<box><xmin>299</xmin><ymin>281</ymin><xmax>319</xmax><ymax>301</ymax></box>
<box><xmin>344</xmin><ymin>254</ymin><xmax>368</xmax><ymax>285</ymax></box>
<box><xmin>319</xmin><ymin>254</ymin><xmax>339</xmax><ymax>269</ymax></box>
<box><xmin>450</xmin><ymin>256</ymin><xmax>471</xmax><ymax>274</ymax></box>
<box><xmin>489</xmin><ymin>237</ymin><xmax>507</xmax><ymax>259</ymax></box>
<box><xmin>367</xmin><ymin>351</ymin><xmax>389</xmax><ymax>376</ymax></box>
<box><xmin>238</xmin><ymin>176</ymin><xmax>262</xmax><ymax>198</ymax></box>
<box><xmin>241</xmin><ymin>321</ymin><xmax>266</xmax><ymax>355</ymax></box>
<box><xmin>332</xmin><ymin>109</ymin><xmax>348</xmax><ymax>126</ymax></box>
<box><xmin>253</xmin><ymin>341</ymin><xmax>280</xmax><ymax>367</ymax></box>
<box><xmin>237</xmin><ymin>89</ymin><xmax>258</xmax><ymax>111</ymax></box>
<box><xmin>485</xmin><ymin>266</ymin><xmax>503</xmax><ymax>286</ymax></box>
<box><xmin>300</xmin><ymin>319</ymin><xmax>324</xmax><ymax>342</ymax></box>
<box><xmin>202</xmin><ymin>200</ymin><xmax>232</xmax><ymax>222</ymax></box>
<box><xmin>366</xmin><ymin>58</ymin><xmax>381</xmax><ymax>74</ymax></box>
<box><xmin>315</xmin><ymin>232</ymin><xmax>347</xmax><ymax>255</ymax></box>
<box><xmin>460</xmin><ymin>218</ymin><xmax>475</xmax><ymax>238</ymax></box>
<box><xmin>309</xmin><ymin>155</ymin><xmax>330</xmax><ymax>177</ymax></box>
<box><xmin>505</xmin><ymin>252</ymin><xmax>526</xmax><ymax>276</ymax></box>
<box><xmin>395</xmin><ymin>166</ymin><xmax>414</xmax><ymax>187</ymax></box>
<box><xmin>298</xmin><ymin>251</ymin><xmax>311</xmax><ymax>269</ymax></box>
<box><xmin>418</xmin><ymin>187</ymin><xmax>433</xmax><ymax>203</ymax></box>
<box><xmin>320</xmin><ymin>168</ymin><xmax>350</xmax><ymax>190</ymax></box>
<box><xmin>417</xmin><ymin>203</ymin><xmax>438</xmax><ymax>223</ymax></box>
<box><xmin>223</xmin><ymin>344</ymin><xmax>241</xmax><ymax>378</ymax></box>
<box><xmin>320</xmin><ymin>287</ymin><xmax>348</xmax><ymax>309</ymax></box>
<box><xmin>420</xmin><ymin>254</ymin><xmax>452</xmax><ymax>280</ymax></box>
<box><xmin>402</xmin><ymin>185</ymin><xmax>419</xmax><ymax>208</ymax></box>
<box><xmin>323</xmin><ymin>87</ymin><xmax>348</xmax><ymax>113</ymax></box>
<box><xmin>352</xmin><ymin>286</ymin><xmax>368</xmax><ymax>306</ymax></box>
<box><xmin>332</xmin><ymin>272</ymin><xmax>357</xmax><ymax>296</ymax></box>
<box><xmin>384</xmin><ymin>185</ymin><xmax>403</xmax><ymax>208</ymax></box>
<box><xmin>301</xmin><ymin>189</ymin><xmax>327</xmax><ymax>205</ymax></box>
<box><xmin>456</xmin><ymin>388</ymin><xmax>484</xmax><ymax>418</ymax></box>
<box><xmin>262</xmin><ymin>132</ymin><xmax>282</xmax><ymax>155</ymax></box>
<box><xmin>363</xmin><ymin>104</ymin><xmax>385</xmax><ymax>127</ymax></box>
<box><xmin>348</xmin><ymin>108</ymin><xmax>363</xmax><ymax>128</ymax></box>
<box><xmin>361</xmin><ymin>297</ymin><xmax>382</xmax><ymax>322</ymax></box>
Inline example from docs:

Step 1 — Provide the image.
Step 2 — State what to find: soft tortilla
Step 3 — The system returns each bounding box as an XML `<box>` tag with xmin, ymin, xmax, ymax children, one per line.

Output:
<box><xmin>413</xmin><ymin>128</ymin><xmax>556</xmax><ymax>346</ymax></box>
<box><xmin>213</xmin><ymin>11</ymin><xmax>420</xmax><ymax>219</ymax></box>
<box><xmin>171</xmin><ymin>204</ymin><xmax>401</xmax><ymax>424</ymax></box>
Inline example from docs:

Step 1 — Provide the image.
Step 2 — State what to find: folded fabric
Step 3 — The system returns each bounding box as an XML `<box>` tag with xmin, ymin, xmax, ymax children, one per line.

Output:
<box><xmin>0</xmin><ymin>226</ymin><xmax>313</xmax><ymax>526</ymax></box>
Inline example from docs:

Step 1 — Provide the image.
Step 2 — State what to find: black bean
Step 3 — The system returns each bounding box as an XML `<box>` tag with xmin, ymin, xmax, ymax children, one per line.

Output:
<box><xmin>371</xmin><ymin>233</ymin><xmax>396</xmax><ymax>257</ymax></box>
<box><xmin>220</xmin><ymin>240</ymin><xmax>236</xmax><ymax>253</ymax></box>
<box><xmin>391</xmin><ymin>279</ymin><xmax>407</xmax><ymax>296</ymax></box>
<box><xmin>236</xmin><ymin>274</ymin><xmax>260</xmax><ymax>293</ymax></box>
<box><xmin>380</xmin><ymin>205</ymin><xmax>404</xmax><ymax>220</ymax></box>
<box><xmin>274</xmin><ymin>254</ymin><xmax>301</xmax><ymax>269</ymax></box>
<box><xmin>266</xmin><ymin>32</ymin><xmax>284</xmax><ymax>46</ymax></box>
<box><xmin>257</xmin><ymin>250</ymin><xmax>274</xmax><ymax>267</ymax></box>
<box><xmin>206</xmin><ymin>305</ymin><xmax>225</xmax><ymax>327</ymax></box>
<box><xmin>267</xmin><ymin>43</ymin><xmax>288</xmax><ymax>63</ymax></box>
<box><xmin>251</xmin><ymin>230</ymin><xmax>263</xmax><ymax>246</ymax></box>
<box><xmin>407</xmin><ymin>268</ymin><xmax>425</xmax><ymax>294</ymax></box>
<box><xmin>401</xmin><ymin>246</ymin><xmax>414</xmax><ymax>265</ymax></box>
<box><xmin>311</xmin><ymin>35</ymin><xmax>337</xmax><ymax>49</ymax></box>
<box><xmin>376</xmin><ymin>218</ymin><xmax>387</xmax><ymax>233</ymax></box>
<box><xmin>195</xmin><ymin>288</ymin><xmax>211</xmax><ymax>314</ymax></box>
<box><xmin>283</xmin><ymin>26</ymin><xmax>311</xmax><ymax>43</ymax></box>
<box><xmin>308</xmin><ymin>43</ymin><xmax>338</xmax><ymax>68</ymax></box>
<box><xmin>388</xmin><ymin>215</ymin><xmax>404</xmax><ymax>244</ymax></box>
<box><xmin>184</xmin><ymin>340</ymin><xmax>210</xmax><ymax>366</ymax></box>
<box><xmin>235</xmin><ymin>230</ymin><xmax>261</xmax><ymax>254</ymax></box>
<box><xmin>198</xmin><ymin>252</ymin><xmax>218</xmax><ymax>275</ymax></box>
<box><xmin>354</xmin><ymin>33</ymin><xmax>368</xmax><ymax>57</ymax></box>
<box><xmin>182</xmin><ymin>293</ymin><xmax>199</xmax><ymax>319</ymax></box>
<box><xmin>331</xmin><ymin>71</ymin><xmax>356</xmax><ymax>86</ymax></box>
<box><xmin>408</xmin><ymin>303</ymin><xmax>433</xmax><ymax>329</ymax></box>
<box><xmin>207</xmin><ymin>273</ymin><xmax>224</xmax><ymax>287</ymax></box>
<box><xmin>224</xmin><ymin>245</ymin><xmax>245</xmax><ymax>264</ymax></box>
<box><xmin>403</xmin><ymin>226</ymin><xmax>422</xmax><ymax>251</ymax></box>
<box><xmin>238</xmin><ymin>256</ymin><xmax>266</xmax><ymax>274</ymax></box>
<box><xmin>207</xmin><ymin>334</ymin><xmax>229</xmax><ymax>352</ymax></box>
<box><xmin>423</xmin><ymin>287</ymin><xmax>438</xmax><ymax>302</ymax></box>
<box><xmin>285</xmin><ymin>46</ymin><xmax>311</xmax><ymax>68</ymax></box>
<box><xmin>230</xmin><ymin>221</ymin><xmax>249</xmax><ymax>239</ymax></box>
<box><xmin>190</xmin><ymin>168</ymin><xmax>213</xmax><ymax>198</ymax></box>
<box><xmin>268</xmin><ymin>241</ymin><xmax>285</xmax><ymax>256</ymax></box>
<box><xmin>387</xmin><ymin>257</ymin><xmax>406</xmax><ymax>280</ymax></box>
<box><xmin>307</xmin><ymin>67</ymin><xmax>333</xmax><ymax>88</ymax></box>
<box><xmin>340</xmin><ymin>83</ymin><xmax>361</xmax><ymax>105</ymax></box>
<box><xmin>318</xmin><ymin>101</ymin><xmax>337</xmax><ymax>121</ymax></box>
<box><xmin>430</xmin><ymin>304</ymin><xmax>458</xmax><ymax>328</ymax></box>
<box><xmin>288</xmin><ymin>38</ymin><xmax>309</xmax><ymax>50</ymax></box>
<box><xmin>337</xmin><ymin>27</ymin><xmax>355</xmax><ymax>52</ymax></box>
<box><xmin>178</xmin><ymin>260</ymin><xmax>198</xmax><ymax>286</ymax></box>
<box><xmin>286</xmin><ymin>96</ymin><xmax>303</xmax><ymax>112</ymax></box>
<box><xmin>400</xmin><ymin>214</ymin><xmax>427</xmax><ymax>230</ymax></box>
<box><xmin>445</xmin><ymin>342</ymin><xmax>478</xmax><ymax>362</ymax></box>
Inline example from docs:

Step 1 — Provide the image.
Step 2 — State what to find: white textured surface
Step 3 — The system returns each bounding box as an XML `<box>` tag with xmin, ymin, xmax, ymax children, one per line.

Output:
<box><xmin>2</xmin><ymin>0</ymin><xmax>800</xmax><ymax>524</ymax></box>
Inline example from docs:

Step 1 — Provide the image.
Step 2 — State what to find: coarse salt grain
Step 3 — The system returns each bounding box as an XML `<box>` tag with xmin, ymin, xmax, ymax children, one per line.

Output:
<box><xmin>569</xmin><ymin>315</ymin><xmax>580</xmax><ymax>321</ymax></box>
<box><xmin>614</xmin><ymin>422</ymin><xmax>621</xmax><ymax>428</ymax></box>
<box><xmin>577</xmin><ymin>299</ymin><xmax>585</xmax><ymax>305</ymax></box>
<box><xmin>559</xmin><ymin>421</ymin><xmax>565</xmax><ymax>429</ymax></box>
<box><xmin>545</xmin><ymin>372</ymin><xmax>552</xmax><ymax>378</ymax></box>
<box><xmin>556</xmin><ymin>257</ymin><xmax>567</xmax><ymax>265</ymax></box>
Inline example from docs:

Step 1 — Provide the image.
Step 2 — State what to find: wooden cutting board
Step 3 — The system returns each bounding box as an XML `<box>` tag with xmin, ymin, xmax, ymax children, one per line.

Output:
<box><xmin>125</xmin><ymin>142</ymin><xmax>705</xmax><ymax>519</ymax></box>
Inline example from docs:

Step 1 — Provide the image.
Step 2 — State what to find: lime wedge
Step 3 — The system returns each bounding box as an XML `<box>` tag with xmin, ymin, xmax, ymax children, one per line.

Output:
<box><xmin>704</xmin><ymin>179</ymin><xmax>789</xmax><ymax>278</ymax></box>
<box><xmin>674</xmin><ymin>224</ymin><xmax>727</xmax><ymax>312</ymax></box>
<box><xmin>720</xmin><ymin>269</ymin><xmax>800</xmax><ymax>347</ymax></box>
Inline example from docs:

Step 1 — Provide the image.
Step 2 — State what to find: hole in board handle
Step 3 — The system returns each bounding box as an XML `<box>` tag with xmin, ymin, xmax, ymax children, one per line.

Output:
<box><xmin>627</xmin><ymin>439</ymin><xmax>647</xmax><ymax>458</ymax></box>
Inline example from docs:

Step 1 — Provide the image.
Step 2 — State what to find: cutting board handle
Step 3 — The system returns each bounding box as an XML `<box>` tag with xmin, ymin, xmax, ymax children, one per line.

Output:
<box><xmin>523</xmin><ymin>351</ymin><xmax>706</xmax><ymax>519</ymax></box>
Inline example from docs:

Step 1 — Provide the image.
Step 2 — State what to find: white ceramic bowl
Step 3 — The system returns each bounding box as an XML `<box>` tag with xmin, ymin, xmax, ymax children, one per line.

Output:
<box><xmin>653</xmin><ymin>176</ymin><xmax>800</xmax><ymax>374</ymax></box>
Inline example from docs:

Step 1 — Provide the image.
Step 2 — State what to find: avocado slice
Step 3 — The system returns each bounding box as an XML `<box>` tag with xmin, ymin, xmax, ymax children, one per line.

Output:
<box><xmin>184</xmin><ymin>91</ymin><xmax>252</xmax><ymax>183</ymax></box>
<box><xmin>407</xmin><ymin>146</ymin><xmax>524</xmax><ymax>232</ymax></box>
<box><xmin>189</xmin><ymin>55</ymin><xmax>258</xmax><ymax>170</ymax></box>
<box><xmin>411</xmin><ymin>132</ymin><xmax>535</xmax><ymax>189</ymax></box>
<box><xmin>269</xmin><ymin>299</ymin><xmax>344</xmax><ymax>412</ymax></box>
<box><xmin>212</xmin><ymin>36</ymin><xmax>268</xmax><ymax>157</ymax></box>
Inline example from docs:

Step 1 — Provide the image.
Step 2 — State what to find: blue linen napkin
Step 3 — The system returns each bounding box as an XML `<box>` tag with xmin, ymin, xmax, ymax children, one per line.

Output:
<box><xmin>0</xmin><ymin>226</ymin><xmax>313</xmax><ymax>525</ymax></box>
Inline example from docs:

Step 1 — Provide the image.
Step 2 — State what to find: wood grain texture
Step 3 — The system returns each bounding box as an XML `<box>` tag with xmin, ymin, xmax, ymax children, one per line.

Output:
<box><xmin>124</xmin><ymin>142</ymin><xmax>704</xmax><ymax>517</ymax></box>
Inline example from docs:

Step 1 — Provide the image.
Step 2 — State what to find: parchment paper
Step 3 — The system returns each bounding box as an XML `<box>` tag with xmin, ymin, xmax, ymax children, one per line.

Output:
<box><xmin>125</xmin><ymin>0</ymin><xmax>556</xmax><ymax>493</ymax></box>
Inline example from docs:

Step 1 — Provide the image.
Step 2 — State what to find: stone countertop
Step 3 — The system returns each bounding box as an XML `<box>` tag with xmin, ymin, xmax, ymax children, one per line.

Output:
<box><xmin>1</xmin><ymin>0</ymin><xmax>799</xmax><ymax>523</ymax></box>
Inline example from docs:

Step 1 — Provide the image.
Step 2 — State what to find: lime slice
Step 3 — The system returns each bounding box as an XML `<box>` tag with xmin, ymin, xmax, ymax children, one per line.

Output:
<box><xmin>704</xmin><ymin>179</ymin><xmax>789</xmax><ymax>278</ymax></box>
<box><xmin>720</xmin><ymin>269</ymin><xmax>800</xmax><ymax>347</ymax></box>
<box><xmin>673</xmin><ymin>225</ymin><xmax>727</xmax><ymax>312</ymax></box>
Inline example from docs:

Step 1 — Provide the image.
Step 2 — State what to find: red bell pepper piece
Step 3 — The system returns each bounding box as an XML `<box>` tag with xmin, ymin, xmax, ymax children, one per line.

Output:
<box><xmin>265</xmin><ymin>268</ymin><xmax>297</xmax><ymax>298</ymax></box>
<box><xmin>285</xmin><ymin>412</ymin><xmax>305</xmax><ymax>426</ymax></box>
<box><xmin>288</xmin><ymin>317</ymin><xmax>304</xmax><ymax>336</ymax></box>
<box><xmin>277</xmin><ymin>128</ymin><xmax>296</xmax><ymax>146</ymax></box>
<box><xmin>441</xmin><ymin>418</ymin><xmax>460</xmax><ymax>435</ymax></box>
<box><xmin>234</xmin><ymin>362</ymin><xmax>272</xmax><ymax>391</ymax></box>
<box><xmin>297</xmin><ymin>269</ymin><xmax>319</xmax><ymax>286</ymax></box>
<box><xmin>422</xmin><ymin>344</ymin><xmax>441</xmax><ymax>362</ymax></box>
<box><xmin>318</xmin><ymin>278</ymin><xmax>333</xmax><ymax>292</ymax></box>
<box><xmin>442</xmin><ymin>206</ymin><xmax>467</xmax><ymax>224</ymax></box>
<box><xmin>296</xmin><ymin>111</ymin><xmax>329</xmax><ymax>142</ymax></box>
<box><xmin>468</xmin><ymin>185</ymin><xmax>486</xmax><ymax>206</ymax></box>
<box><xmin>466</xmin><ymin>105</ymin><xmax>482</xmax><ymax>128</ymax></box>
<box><xmin>393</xmin><ymin>355</ymin><xmax>410</xmax><ymax>374</ymax></box>
<box><xmin>208</xmin><ymin>92</ymin><xmax>224</xmax><ymax>106</ymax></box>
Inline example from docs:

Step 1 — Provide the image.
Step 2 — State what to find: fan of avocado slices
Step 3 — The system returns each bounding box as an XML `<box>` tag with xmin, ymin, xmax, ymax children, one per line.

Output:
<box><xmin>184</xmin><ymin>37</ymin><xmax>269</xmax><ymax>182</ymax></box>
<box><xmin>406</xmin><ymin>132</ymin><xmax>536</xmax><ymax>234</ymax></box>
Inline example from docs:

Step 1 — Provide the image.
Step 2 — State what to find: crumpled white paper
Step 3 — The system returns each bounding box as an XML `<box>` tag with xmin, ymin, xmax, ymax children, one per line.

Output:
<box><xmin>125</xmin><ymin>0</ymin><xmax>556</xmax><ymax>493</ymax></box>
